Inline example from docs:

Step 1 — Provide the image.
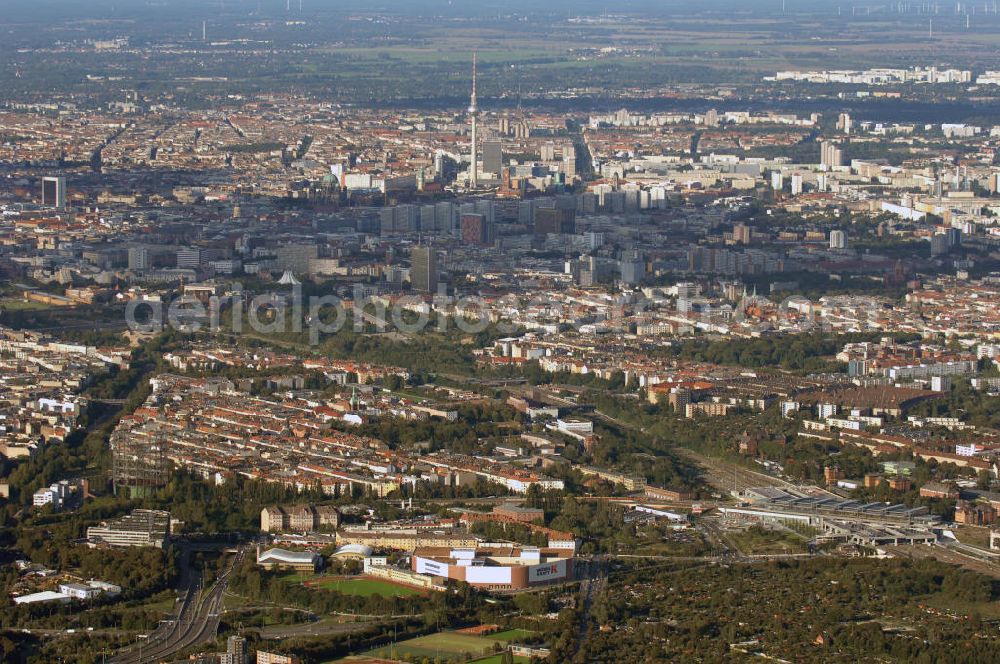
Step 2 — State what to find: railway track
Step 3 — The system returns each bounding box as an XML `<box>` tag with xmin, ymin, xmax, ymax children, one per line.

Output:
<box><xmin>111</xmin><ymin>548</ymin><xmax>244</xmax><ymax>663</ymax></box>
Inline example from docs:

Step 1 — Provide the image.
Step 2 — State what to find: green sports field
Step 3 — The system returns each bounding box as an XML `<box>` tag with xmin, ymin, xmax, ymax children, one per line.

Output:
<box><xmin>309</xmin><ymin>576</ymin><xmax>423</xmax><ymax>597</ymax></box>
<box><xmin>362</xmin><ymin>631</ymin><xmax>501</xmax><ymax>661</ymax></box>
<box><xmin>489</xmin><ymin>628</ymin><xmax>537</xmax><ymax>643</ymax></box>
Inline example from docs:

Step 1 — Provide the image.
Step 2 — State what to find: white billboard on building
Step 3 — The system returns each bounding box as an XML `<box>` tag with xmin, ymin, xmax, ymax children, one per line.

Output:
<box><xmin>415</xmin><ymin>558</ymin><xmax>449</xmax><ymax>577</ymax></box>
<box><xmin>528</xmin><ymin>559</ymin><xmax>567</xmax><ymax>583</ymax></box>
<box><xmin>465</xmin><ymin>566</ymin><xmax>512</xmax><ymax>585</ymax></box>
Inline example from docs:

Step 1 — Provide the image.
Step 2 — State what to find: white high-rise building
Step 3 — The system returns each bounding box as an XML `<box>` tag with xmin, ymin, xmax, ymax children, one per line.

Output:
<box><xmin>837</xmin><ymin>112</ymin><xmax>852</xmax><ymax>135</ymax></box>
<box><xmin>790</xmin><ymin>173</ymin><xmax>803</xmax><ymax>196</ymax></box>
<box><xmin>821</xmin><ymin>141</ymin><xmax>844</xmax><ymax>170</ymax></box>
<box><xmin>829</xmin><ymin>230</ymin><xmax>847</xmax><ymax>250</ymax></box>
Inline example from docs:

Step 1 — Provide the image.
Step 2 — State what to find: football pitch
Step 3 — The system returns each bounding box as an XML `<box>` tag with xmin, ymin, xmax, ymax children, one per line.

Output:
<box><xmin>307</xmin><ymin>576</ymin><xmax>423</xmax><ymax>597</ymax></box>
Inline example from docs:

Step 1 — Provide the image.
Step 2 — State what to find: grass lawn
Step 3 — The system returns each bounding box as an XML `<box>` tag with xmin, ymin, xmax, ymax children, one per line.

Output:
<box><xmin>632</xmin><ymin>536</ymin><xmax>710</xmax><ymax>558</ymax></box>
<box><xmin>387</xmin><ymin>388</ymin><xmax>433</xmax><ymax>401</ymax></box>
<box><xmin>953</xmin><ymin>525</ymin><xmax>993</xmax><ymax>549</ymax></box>
<box><xmin>0</xmin><ymin>297</ymin><xmax>58</xmax><ymax>311</ymax></box>
<box><xmin>363</xmin><ymin>631</ymin><xmax>499</xmax><ymax>661</ymax></box>
<box><xmin>140</xmin><ymin>592</ymin><xmax>180</xmax><ymax>615</ymax></box>
<box><xmin>727</xmin><ymin>526</ymin><xmax>807</xmax><ymax>555</ymax></box>
<box><xmin>277</xmin><ymin>570</ymin><xmax>319</xmax><ymax>584</ymax></box>
<box><xmin>223</xmin><ymin>592</ymin><xmax>250</xmax><ymax>610</ymax></box>
<box><xmin>308</xmin><ymin>576</ymin><xmax>423</xmax><ymax>598</ymax></box>
<box><xmin>490</xmin><ymin>628</ymin><xmax>537</xmax><ymax>643</ymax></box>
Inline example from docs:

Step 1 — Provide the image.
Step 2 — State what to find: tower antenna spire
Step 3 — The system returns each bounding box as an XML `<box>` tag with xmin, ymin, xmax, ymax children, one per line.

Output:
<box><xmin>471</xmin><ymin>52</ymin><xmax>478</xmax><ymax>111</ymax></box>
<box><xmin>469</xmin><ymin>52</ymin><xmax>479</xmax><ymax>189</ymax></box>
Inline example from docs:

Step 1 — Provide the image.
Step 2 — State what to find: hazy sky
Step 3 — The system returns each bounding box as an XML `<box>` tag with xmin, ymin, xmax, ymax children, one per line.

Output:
<box><xmin>0</xmin><ymin>0</ymin><xmax>839</xmax><ymax>21</ymax></box>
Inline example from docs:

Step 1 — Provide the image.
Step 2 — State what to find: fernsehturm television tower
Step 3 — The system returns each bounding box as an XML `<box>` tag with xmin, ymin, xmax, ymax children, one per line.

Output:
<box><xmin>468</xmin><ymin>52</ymin><xmax>479</xmax><ymax>189</ymax></box>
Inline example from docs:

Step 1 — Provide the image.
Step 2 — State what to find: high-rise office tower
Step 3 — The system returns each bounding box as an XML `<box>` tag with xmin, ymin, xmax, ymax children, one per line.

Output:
<box><xmin>482</xmin><ymin>140</ymin><xmax>502</xmax><ymax>175</ymax></box>
<box><xmin>128</xmin><ymin>246</ymin><xmax>149</xmax><ymax>271</ymax></box>
<box><xmin>930</xmin><ymin>233</ymin><xmax>949</xmax><ymax>257</ymax></box>
<box><xmin>41</xmin><ymin>176</ymin><xmax>66</xmax><ymax>209</ymax></box>
<box><xmin>733</xmin><ymin>223</ymin><xmax>752</xmax><ymax>245</ymax></box>
<box><xmin>461</xmin><ymin>213</ymin><xmax>494</xmax><ymax>246</ymax></box>
<box><xmin>619</xmin><ymin>250</ymin><xmax>645</xmax><ymax>285</ymax></box>
<box><xmin>533</xmin><ymin>207</ymin><xmax>576</xmax><ymax>236</ymax></box>
<box><xmin>468</xmin><ymin>53</ymin><xmax>478</xmax><ymax>189</ymax></box>
<box><xmin>411</xmin><ymin>245</ymin><xmax>437</xmax><ymax>293</ymax></box>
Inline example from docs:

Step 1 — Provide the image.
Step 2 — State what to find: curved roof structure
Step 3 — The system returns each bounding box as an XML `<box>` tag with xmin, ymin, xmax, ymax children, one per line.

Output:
<box><xmin>333</xmin><ymin>543</ymin><xmax>373</xmax><ymax>558</ymax></box>
<box><xmin>257</xmin><ymin>548</ymin><xmax>319</xmax><ymax>565</ymax></box>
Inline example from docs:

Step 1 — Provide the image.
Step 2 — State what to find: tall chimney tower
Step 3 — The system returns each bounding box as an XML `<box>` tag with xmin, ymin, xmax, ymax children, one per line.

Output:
<box><xmin>469</xmin><ymin>52</ymin><xmax>479</xmax><ymax>189</ymax></box>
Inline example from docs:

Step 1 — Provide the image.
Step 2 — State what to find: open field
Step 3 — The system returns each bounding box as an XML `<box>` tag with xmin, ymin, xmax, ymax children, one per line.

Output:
<box><xmin>725</xmin><ymin>526</ymin><xmax>809</xmax><ymax>556</ymax></box>
<box><xmin>952</xmin><ymin>524</ymin><xmax>994</xmax><ymax>549</ymax></box>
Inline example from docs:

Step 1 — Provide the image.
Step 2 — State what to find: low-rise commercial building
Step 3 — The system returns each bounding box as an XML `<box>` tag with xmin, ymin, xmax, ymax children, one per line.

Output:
<box><xmin>13</xmin><ymin>591</ymin><xmax>72</xmax><ymax>605</ymax></box>
<box><xmin>256</xmin><ymin>548</ymin><xmax>322</xmax><ymax>573</ymax></box>
<box><xmin>411</xmin><ymin>545</ymin><xmax>575</xmax><ymax>591</ymax></box>
<box><xmin>85</xmin><ymin>509</ymin><xmax>170</xmax><ymax>548</ymax></box>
